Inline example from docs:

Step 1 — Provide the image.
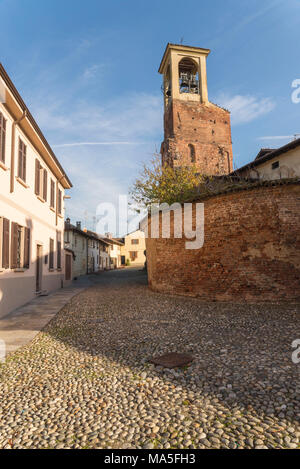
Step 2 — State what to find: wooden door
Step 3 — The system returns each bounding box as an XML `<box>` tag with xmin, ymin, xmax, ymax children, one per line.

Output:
<box><xmin>36</xmin><ymin>245</ymin><xmax>43</xmax><ymax>292</ymax></box>
<box><xmin>65</xmin><ymin>253</ymin><xmax>71</xmax><ymax>281</ymax></box>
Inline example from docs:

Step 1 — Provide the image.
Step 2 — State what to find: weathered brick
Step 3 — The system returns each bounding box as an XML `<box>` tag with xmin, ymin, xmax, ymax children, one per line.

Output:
<box><xmin>161</xmin><ymin>99</ymin><xmax>233</xmax><ymax>175</ymax></box>
<box><xmin>145</xmin><ymin>183</ymin><xmax>300</xmax><ymax>302</ymax></box>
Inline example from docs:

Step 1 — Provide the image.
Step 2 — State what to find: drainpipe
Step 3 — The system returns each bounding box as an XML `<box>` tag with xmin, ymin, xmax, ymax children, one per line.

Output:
<box><xmin>10</xmin><ymin>110</ymin><xmax>27</xmax><ymax>193</ymax></box>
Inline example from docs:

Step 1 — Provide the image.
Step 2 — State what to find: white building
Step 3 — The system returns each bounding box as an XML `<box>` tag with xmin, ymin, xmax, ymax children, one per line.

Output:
<box><xmin>64</xmin><ymin>220</ymin><xmax>88</xmax><ymax>279</ymax></box>
<box><xmin>86</xmin><ymin>230</ymin><xmax>101</xmax><ymax>273</ymax></box>
<box><xmin>103</xmin><ymin>234</ymin><xmax>123</xmax><ymax>269</ymax></box>
<box><xmin>233</xmin><ymin>138</ymin><xmax>300</xmax><ymax>180</ymax></box>
<box><xmin>0</xmin><ymin>63</ymin><xmax>72</xmax><ymax>318</ymax></box>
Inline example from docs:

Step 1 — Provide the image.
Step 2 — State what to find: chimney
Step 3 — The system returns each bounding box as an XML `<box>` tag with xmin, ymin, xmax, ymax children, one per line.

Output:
<box><xmin>105</xmin><ymin>232</ymin><xmax>113</xmax><ymax>239</ymax></box>
<box><xmin>76</xmin><ymin>221</ymin><xmax>82</xmax><ymax>230</ymax></box>
<box><xmin>66</xmin><ymin>217</ymin><xmax>71</xmax><ymax>226</ymax></box>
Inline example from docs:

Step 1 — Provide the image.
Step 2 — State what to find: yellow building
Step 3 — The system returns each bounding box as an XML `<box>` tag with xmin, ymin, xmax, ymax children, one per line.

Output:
<box><xmin>119</xmin><ymin>230</ymin><xmax>146</xmax><ymax>267</ymax></box>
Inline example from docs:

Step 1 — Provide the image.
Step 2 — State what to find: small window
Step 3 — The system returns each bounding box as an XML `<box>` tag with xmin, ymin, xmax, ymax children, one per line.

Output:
<box><xmin>188</xmin><ymin>144</ymin><xmax>196</xmax><ymax>163</ymax></box>
<box><xmin>0</xmin><ymin>112</ymin><xmax>6</xmax><ymax>164</ymax></box>
<box><xmin>10</xmin><ymin>223</ymin><xmax>30</xmax><ymax>269</ymax></box>
<box><xmin>272</xmin><ymin>161</ymin><xmax>279</xmax><ymax>170</ymax></box>
<box><xmin>131</xmin><ymin>239</ymin><xmax>139</xmax><ymax>245</ymax></box>
<box><xmin>130</xmin><ymin>251</ymin><xmax>138</xmax><ymax>261</ymax></box>
<box><xmin>18</xmin><ymin>139</ymin><xmax>27</xmax><ymax>182</ymax></box>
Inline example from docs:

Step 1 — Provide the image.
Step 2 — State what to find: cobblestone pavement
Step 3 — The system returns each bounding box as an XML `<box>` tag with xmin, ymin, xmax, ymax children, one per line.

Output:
<box><xmin>0</xmin><ymin>268</ymin><xmax>299</xmax><ymax>449</ymax></box>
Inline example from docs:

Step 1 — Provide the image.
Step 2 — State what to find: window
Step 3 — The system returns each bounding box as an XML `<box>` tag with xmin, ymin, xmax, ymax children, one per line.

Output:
<box><xmin>130</xmin><ymin>251</ymin><xmax>138</xmax><ymax>261</ymax></box>
<box><xmin>50</xmin><ymin>179</ymin><xmax>55</xmax><ymax>208</ymax></box>
<box><xmin>57</xmin><ymin>232</ymin><xmax>61</xmax><ymax>269</ymax></box>
<box><xmin>0</xmin><ymin>112</ymin><xmax>6</xmax><ymax>164</ymax></box>
<box><xmin>49</xmin><ymin>238</ymin><xmax>54</xmax><ymax>270</ymax></box>
<box><xmin>188</xmin><ymin>144</ymin><xmax>196</xmax><ymax>163</ymax></box>
<box><xmin>35</xmin><ymin>159</ymin><xmax>48</xmax><ymax>201</ymax></box>
<box><xmin>131</xmin><ymin>239</ymin><xmax>139</xmax><ymax>245</ymax></box>
<box><xmin>179</xmin><ymin>58</ymin><xmax>199</xmax><ymax>95</ymax></box>
<box><xmin>58</xmin><ymin>189</ymin><xmax>62</xmax><ymax>215</ymax></box>
<box><xmin>272</xmin><ymin>161</ymin><xmax>279</xmax><ymax>170</ymax></box>
<box><xmin>10</xmin><ymin>222</ymin><xmax>30</xmax><ymax>269</ymax></box>
<box><xmin>18</xmin><ymin>139</ymin><xmax>27</xmax><ymax>182</ymax></box>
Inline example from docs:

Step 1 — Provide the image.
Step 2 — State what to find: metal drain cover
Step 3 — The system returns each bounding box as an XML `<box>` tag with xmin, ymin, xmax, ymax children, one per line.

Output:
<box><xmin>149</xmin><ymin>352</ymin><xmax>194</xmax><ymax>369</ymax></box>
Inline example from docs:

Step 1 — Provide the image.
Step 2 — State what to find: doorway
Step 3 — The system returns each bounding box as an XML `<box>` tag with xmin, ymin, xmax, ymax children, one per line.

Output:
<box><xmin>36</xmin><ymin>244</ymin><xmax>43</xmax><ymax>292</ymax></box>
<box><xmin>65</xmin><ymin>253</ymin><xmax>72</xmax><ymax>281</ymax></box>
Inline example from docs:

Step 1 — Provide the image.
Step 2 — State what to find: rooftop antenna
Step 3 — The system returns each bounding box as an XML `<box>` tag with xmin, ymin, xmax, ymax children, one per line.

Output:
<box><xmin>92</xmin><ymin>216</ymin><xmax>96</xmax><ymax>232</ymax></box>
<box><xmin>180</xmin><ymin>37</ymin><xmax>184</xmax><ymax>45</ymax></box>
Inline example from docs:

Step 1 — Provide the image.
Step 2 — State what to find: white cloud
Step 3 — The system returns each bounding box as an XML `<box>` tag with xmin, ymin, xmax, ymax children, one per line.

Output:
<box><xmin>83</xmin><ymin>65</ymin><xmax>99</xmax><ymax>79</ymax></box>
<box><xmin>33</xmin><ymin>92</ymin><xmax>162</xmax><ymax>142</ymax></box>
<box><xmin>214</xmin><ymin>93</ymin><xmax>276</xmax><ymax>125</ymax></box>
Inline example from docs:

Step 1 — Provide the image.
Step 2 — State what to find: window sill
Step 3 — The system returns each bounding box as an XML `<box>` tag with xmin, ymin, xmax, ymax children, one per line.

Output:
<box><xmin>16</xmin><ymin>177</ymin><xmax>29</xmax><ymax>189</ymax></box>
<box><xmin>50</xmin><ymin>207</ymin><xmax>55</xmax><ymax>213</ymax></box>
<box><xmin>0</xmin><ymin>161</ymin><xmax>8</xmax><ymax>171</ymax></box>
<box><xmin>37</xmin><ymin>195</ymin><xmax>45</xmax><ymax>203</ymax></box>
<box><xmin>49</xmin><ymin>268</ymin><xmax>55</xmax><ymax>272</ymax></box>
<box><xmin>14</xmin><ymin>268</ymin><xmax>26</xmax><ymax>273</ymax></box>
<box><xmin>57</xmin><ymin>268</ymin><xmax>62</xmax><ymax>272</ymax></box>
<box><xmin>58</xmin><ymin>213</ymin><xmax>63</xmax><ymax>219</ymax></box>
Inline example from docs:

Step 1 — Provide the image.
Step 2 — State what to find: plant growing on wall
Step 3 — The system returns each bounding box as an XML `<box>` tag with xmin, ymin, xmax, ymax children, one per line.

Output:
<box><xmin>130</xmin><ymin>154</ymin><xmax>204</xmax><ymax>208</ymax></box>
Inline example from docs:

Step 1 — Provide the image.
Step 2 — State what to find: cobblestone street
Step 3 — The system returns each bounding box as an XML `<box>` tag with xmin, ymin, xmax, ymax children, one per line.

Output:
<box><xmin>0</xmin><ymin>268</ymin><xmax>299</xmax><ymax>449</ymax></box>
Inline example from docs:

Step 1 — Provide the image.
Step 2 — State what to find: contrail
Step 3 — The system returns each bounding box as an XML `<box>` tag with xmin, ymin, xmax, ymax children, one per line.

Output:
<box><xmin>258</xmin><ymin>136</ymin><xmax>294</xmax><ymax>141</ymax></box>
<box><xmin>52</xmin><ymin>141</ymin><xmax>149</xmax><ymax>148</ymax></box>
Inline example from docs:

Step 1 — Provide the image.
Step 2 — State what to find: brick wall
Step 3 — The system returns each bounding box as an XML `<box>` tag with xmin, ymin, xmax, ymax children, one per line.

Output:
<box><xmin>161</xmin><ymin>100</ymin><xmax>233</xmax><ymax>175</ymax></box>
<box><xmin>145</xmin><ymin>183</ymin><xmax>300</xmax><ymax>302</ymax></box>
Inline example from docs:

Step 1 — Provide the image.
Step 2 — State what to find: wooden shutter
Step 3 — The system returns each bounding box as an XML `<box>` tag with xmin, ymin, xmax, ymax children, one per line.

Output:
<box><xmin>35</xmin><ymin>159</ymin><xmax>40</xmax><ymax>195</ymax></box>
<box><xmin>22</xmin><ymin>145</ymin><xmax>26</xmax><ymax>182</ymax></box>
<box><xmin>57</xmin><ymin>232</ymin><xmax>61</xmax><ymax>269</ymax></box>
<box><xmin>50</xmin><ymin>180</ymin><xmax>55</xmax><ymax>208</ymax></box>
<box><xmin>2</xmin><ymin>218</ymin><xmax>10</xmax><ymax>269</ymax></box>
<box><xmin>18</xmin><ymin>139</ymin><xmax>23</xmax><ymax>179</ymax></box>
<box><xmin>43</xmin><ymin>169</ymin><xmax>47</xmax><ymax>201</ymax></box>
<box><xmin>58</xmin><ymin>190</ymin><xmax>62</xmax><ymax>215</ymax></box>
<box><xmin>49</xmin><ymin>238</ymin><xmax>54</xmax><ymax>269</ymax></box>
<box><xmin>11</xmin><ymin>222</ymin><xmax>18</xmax><ymax>269</ymax></box>
<box><xmin>24</xmin><ymin>227</ymin><xmax>30</xmax><ymax>269</ymax></box>
<box><xmin>0</xmin><ymin>113</ymin><xmax>6</xmax><ymax>163</ymax></box>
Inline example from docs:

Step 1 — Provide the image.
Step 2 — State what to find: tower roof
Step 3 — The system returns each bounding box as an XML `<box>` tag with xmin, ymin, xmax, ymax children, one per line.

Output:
<box><xmin>158</xmin><ymin>43</ymin><xmax>210</xmax><ymax>74</ymax></box>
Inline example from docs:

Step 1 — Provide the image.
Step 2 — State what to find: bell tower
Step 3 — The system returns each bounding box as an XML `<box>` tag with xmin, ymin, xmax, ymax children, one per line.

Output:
<box><xmin>159</xmin><ymin>43</ymin><xmax>233</xmax><ymax>175</ymax></box>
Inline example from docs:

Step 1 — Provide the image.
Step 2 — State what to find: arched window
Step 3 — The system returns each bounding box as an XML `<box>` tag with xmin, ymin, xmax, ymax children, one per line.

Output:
<box><xmin>188</xmin><ymin>144</ymin><xmax>196</xmax><ymax>163</ymax></box>
<box><xmin>179</xmin><ymin>58</ymin><xmax>199</xmax><ymax>94</ymax></box>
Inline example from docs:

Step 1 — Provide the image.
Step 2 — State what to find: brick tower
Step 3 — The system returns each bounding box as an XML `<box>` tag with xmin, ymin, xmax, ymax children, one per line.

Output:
<box><xmin>159</xmin><ymin>43</ymin><xmax>233</xmax><ymax>175</ymax></box>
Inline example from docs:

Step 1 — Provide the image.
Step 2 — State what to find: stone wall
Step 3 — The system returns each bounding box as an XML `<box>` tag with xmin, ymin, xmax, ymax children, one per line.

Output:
<box><xmin>145</xmin><ymin>182</ymin><xmax>300</xmax><ymax>302</ymax></box>
<box><xmin>161</xmin><ymin>100</ymin><xmax>233</xmax><ymax>175</ymax></box>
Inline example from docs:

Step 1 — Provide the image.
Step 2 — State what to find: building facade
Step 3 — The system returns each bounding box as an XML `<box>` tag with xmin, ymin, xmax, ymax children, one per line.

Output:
<box><xmin>86</xmin><ymin>230</ymin><xmax>101</xmax><ymax>273</ymax></box>
<box><xmin>104</xmin><ymin>235</ymin><xmax>123</xmax><ymax>269</ymax></box>
<box><xmin>159</xmin><ymin>44</ymin><xmax>233</xmax><ymax>175</ymax></box>
<box><xmin>233</xmin><ymin>138</ymin><xmax>300</xmax><ymax>180</ymax></box>
<box><xmin>0</xmin><ymin>64</ymin><xmax>72</xmax><ymax>318</ymax></box>
<box><xmin>99</xmin><ymin>238</ymin><xmax>110</xmax><ymax>270</ymax></box>
<box><xmin>64</xmin><ymin>220</ymin><xmax>88</xmax><ymax>279</ymax></box>
<box><xmin>119</xmin><ymin>230</ymin><xmax>146</xmax><ymax>266</ymax></box>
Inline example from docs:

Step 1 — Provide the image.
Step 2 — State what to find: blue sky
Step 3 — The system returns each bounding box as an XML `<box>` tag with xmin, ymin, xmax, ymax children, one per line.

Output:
<box><xmin>0</xmin><ymin>0</ymin><xmax>299</xmax><ymax>233</ymax></box>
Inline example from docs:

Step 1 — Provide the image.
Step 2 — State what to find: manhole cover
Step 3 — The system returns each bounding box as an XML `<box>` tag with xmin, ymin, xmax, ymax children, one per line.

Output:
<box><xmin>149</xmin><ymin>352</ymin><xmax>194</xmax><ymax>369</ymax></box>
